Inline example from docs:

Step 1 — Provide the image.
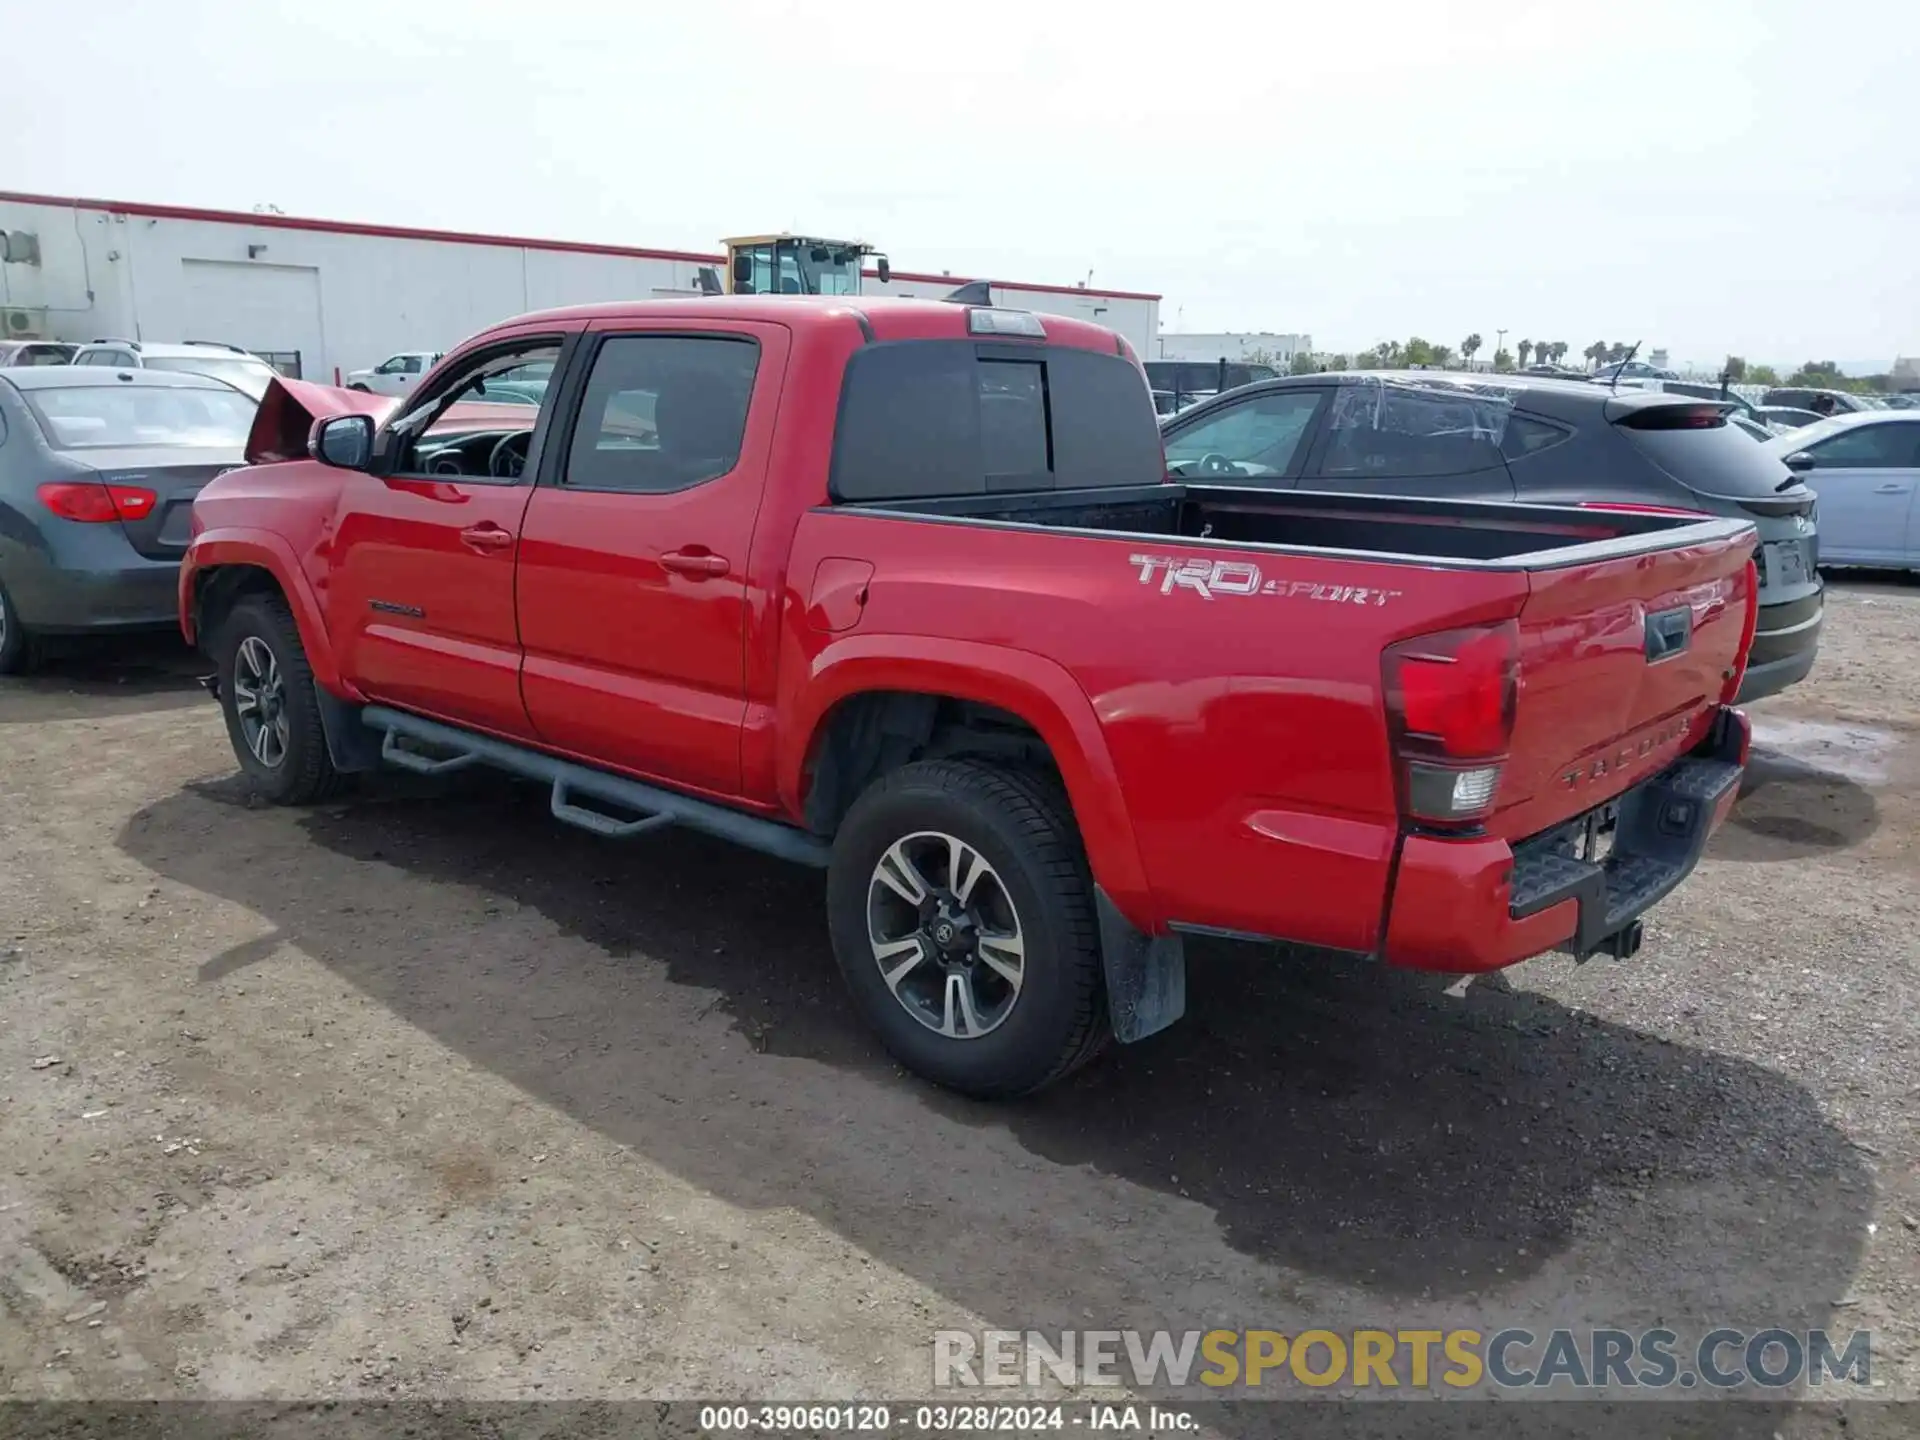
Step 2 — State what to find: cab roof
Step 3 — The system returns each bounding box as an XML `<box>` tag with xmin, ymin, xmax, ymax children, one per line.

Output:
<box><xmin>485</xmin><ymin>295</ymin><xmax>1131</xmax><ymax>355</ymax></box>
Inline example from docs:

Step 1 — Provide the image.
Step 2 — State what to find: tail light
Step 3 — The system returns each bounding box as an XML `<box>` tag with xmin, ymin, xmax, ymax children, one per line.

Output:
<box><xmin>1723</xmin><ymin>557</ymin><xmax>1761</xmax><ymax>704</ymax></box>
<box><xmin>1382</xmin><ymin>620</ymin><xmax>1520</xmax><ymax>827</ymax></box>
<box><xmin>1574</xmin><ymin>501</ymin><xmax>1707</xmax><ymax>517</ymax></box>
<box><xmin>38</xmin><ymin>481</ymin><xmax>157</xmax><ymax>523</ymax></box>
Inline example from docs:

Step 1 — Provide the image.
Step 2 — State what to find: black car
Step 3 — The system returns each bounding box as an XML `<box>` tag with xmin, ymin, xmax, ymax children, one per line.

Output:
<box><xmin>1761</xmin><ymin>387</ymin><xmax>1873</xmax><ymax>417</ymax></box>
<box><xmin>0</xmin><ymin>367</ymin><xmax>255</xmax><ymax>672</ymax></box>
<box><xmin>1159</xmin><ymin>371</ymin><xmax>1822</xmax><ymax>702</ymax></box>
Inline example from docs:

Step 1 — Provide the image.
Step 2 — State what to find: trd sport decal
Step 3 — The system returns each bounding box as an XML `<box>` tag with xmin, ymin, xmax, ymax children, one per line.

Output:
<box><xmin>1130</xmin><ymin>554</ymin><xmax>1402</xmax><ymax>606</ymax></box>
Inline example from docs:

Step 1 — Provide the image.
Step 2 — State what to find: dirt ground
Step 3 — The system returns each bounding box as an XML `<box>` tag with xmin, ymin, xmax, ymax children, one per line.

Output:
<box><xmin>1</xmin><ymin>581</ymin><xmax>1915</xmax><ymax>1430</ymax></box>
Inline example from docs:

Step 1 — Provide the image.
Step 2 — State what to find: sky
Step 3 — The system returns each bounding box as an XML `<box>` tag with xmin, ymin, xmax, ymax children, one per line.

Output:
<box><xmin>4</xmin><ymin>0</ymin><xmax>1915</xmax><ymax>368</ymax></box>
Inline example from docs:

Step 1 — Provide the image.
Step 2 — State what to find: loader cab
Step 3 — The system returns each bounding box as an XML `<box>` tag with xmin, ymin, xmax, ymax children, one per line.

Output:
<box><xmin>724</xmin><ymin>234</ymin><xmax>890</xmax><ymax>296</ymax></box>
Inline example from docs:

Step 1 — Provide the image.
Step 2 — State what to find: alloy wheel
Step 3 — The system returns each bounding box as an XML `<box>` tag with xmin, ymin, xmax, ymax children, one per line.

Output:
<box><xmin>868</xmin><ymin>830</ymin><xmax>1026</xmax><ymax>1039</ymax></box>
<box><xmin>231</xmin><ymin>635</ymin><xmax>290</xmax><ymax>768</ymax></box>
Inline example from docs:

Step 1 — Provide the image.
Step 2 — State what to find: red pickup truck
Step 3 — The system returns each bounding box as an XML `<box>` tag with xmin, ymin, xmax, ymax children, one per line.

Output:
<box><xmin>182</xmin><ymin>296</ymin><xmax>1758</xmax><ymax>1097</ymax></box>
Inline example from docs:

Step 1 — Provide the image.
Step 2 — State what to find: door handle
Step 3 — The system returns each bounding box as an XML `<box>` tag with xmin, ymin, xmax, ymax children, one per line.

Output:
<box><xmin>459</xmin><ymin>523</ymin><xmax>515</xmax><ymax>552</ymax></box>
<box><xmin>1873</xmin><ymin>483</ymin><xmax>1911</xmax><ymax>493</ymax></box>
<box><xmin>660</xmin><ymin>549</ymin><xmax>730</xmax><ymax>578</ymax></box>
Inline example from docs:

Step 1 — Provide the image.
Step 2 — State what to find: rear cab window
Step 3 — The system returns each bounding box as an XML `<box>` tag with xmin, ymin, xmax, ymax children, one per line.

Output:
<box><xmin>830</xmin><ymin>340</ymin><xmax>1162</xmax><ymax>501</ymax></box>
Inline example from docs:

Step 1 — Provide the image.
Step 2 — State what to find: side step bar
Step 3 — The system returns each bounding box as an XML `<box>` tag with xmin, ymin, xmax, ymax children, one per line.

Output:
<box><xmin>360</xmin><ymin>706</ymin><xmax>830</xmax><ymax>868</ymax></box>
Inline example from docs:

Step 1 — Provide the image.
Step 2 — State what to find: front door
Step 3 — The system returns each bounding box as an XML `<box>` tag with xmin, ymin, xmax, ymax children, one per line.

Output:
<box><xmin>514</xmin><ymin>321</ymin><xmax>787</xmax><ymax>800</ymax></box>
<box><xmin>325</xmin><ymin>331</ymin><xmax>571</xmax><ymax>737</ymax></box>
<box><xmin>1801</xmin><ymin>421</ymin><xmax>1920</xmax><ymax>565</ymax></box>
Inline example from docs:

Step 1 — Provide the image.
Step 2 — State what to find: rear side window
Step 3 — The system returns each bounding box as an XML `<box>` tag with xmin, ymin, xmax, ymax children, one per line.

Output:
<box><xmin>565</xmin><ymin>335</ymin><xmax>759</xmax><ymax>493</ymax></box>
<box><xmin>1320</xmin><ymin>379</ymin><xmax>1508</xmax><ymax>479</ymax></box>
<box><xmin>830</xmin><ymin>341</ymin><xmax>1161</xmax><ymax>501</ymax></box>
<box><xmin>1501</xmin><ymin>415</ymin><xmax>1571</xmax><ymax>458</ymax></box>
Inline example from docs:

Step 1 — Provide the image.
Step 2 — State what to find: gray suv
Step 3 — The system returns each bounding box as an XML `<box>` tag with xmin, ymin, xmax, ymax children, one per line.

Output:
<box><xmin>1160</xmin><ymin>371</ymin><xmax>1821</xmax><ymax>701</ymax></box>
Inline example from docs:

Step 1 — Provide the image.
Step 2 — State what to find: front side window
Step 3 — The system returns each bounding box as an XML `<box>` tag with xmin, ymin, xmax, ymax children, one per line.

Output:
<box><xmin>385</xmin><ymin>340</ymin><xmax>563</xmax><ymax>482</ymax></box>
<box><xmin>1164</xmin><ymin>390</ymin><xmax>1325</xmax><ymax>479</ymax></box>
<box><xmin>375</xmin><ymin>356</ymin><xmax>405</xmax><ymax>374</ymax></box>
<box><xmin>564</xmin><ymin>335</ymin><xmax>759</xmax><ymax>493</ymax></box>
<box><xmin>24</xmin><ymin>385</ymin><xmax>256</xmax><ymax>449</ymax></box>
<box><xmin>1808</xmin><ymin>422</ymin><xmax>1919</xmax><ymax>468</ymax></box>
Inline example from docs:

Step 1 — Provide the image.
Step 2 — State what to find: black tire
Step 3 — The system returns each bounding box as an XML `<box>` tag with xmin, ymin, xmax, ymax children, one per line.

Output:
<box><xmin>827</xmin><ymin>758</ymin><xmax>1109</xmax><ymax>1098</ymax></box>
<box><xmin>347</xmin><ymin>382</ymin><xmax>372</xmax><ymax>392</ymax></box>
<box><xmin>214</xmin><ymin>593</ymin><xmax>344</xmax><ymax>804</ymax></box>
<box><xmin>0</xmin><ymin>577</ymin><xmax>38</xmax><ymax>676</ymax></box>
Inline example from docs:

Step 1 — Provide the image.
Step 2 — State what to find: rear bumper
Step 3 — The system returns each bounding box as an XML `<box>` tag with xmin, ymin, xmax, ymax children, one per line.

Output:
<box><xmin>1</xmin><ymin>541</ymin><xmax>182</xmax><ymax>634</ymax></box>
<box><xmin>1381</xmin><ymin>708</ymin><xmax>1750</xmax><ymax>973</ymax></box>
<box><xmin>1736</xmin><ymin>587</ymin><xmax>1823</xmax><ymax>702</ymax></box>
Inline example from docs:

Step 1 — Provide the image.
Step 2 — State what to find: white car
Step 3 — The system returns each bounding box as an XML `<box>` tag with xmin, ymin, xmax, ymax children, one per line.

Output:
<box><xmin>345</xmin><ymin>351</ymin><xmax>443</xmax><ymax>396</ymax></box>
<box><xmin>68</xmin><ymin>339</ymin><xmax>277</xmax><ymax>401</ymax></box>
<box><xmin>1762</xmin><ymin>412</ymin><xmax>1920</xmax><ymax>572</ymax></box>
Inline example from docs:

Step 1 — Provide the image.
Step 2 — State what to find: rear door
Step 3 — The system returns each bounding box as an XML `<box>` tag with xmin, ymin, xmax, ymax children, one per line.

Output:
<box><xmin>1160</xmin><ymin>385</ymin><xmax>1329</xmax><ymax>486</ymax></box>
<box><xmin>514</xmin><ymin>320</ymin><xmax>786</xmax><ymax>800</ymax></box>
<box><xmin>1797</xmin><ymin>420</ymin><xmax>1920</xmax><ymax>564</ymax></box>
<box><xmin>1298</xmin><ymin>378</ymin><xmax>1516</xmax><ymax>499</ymax></box>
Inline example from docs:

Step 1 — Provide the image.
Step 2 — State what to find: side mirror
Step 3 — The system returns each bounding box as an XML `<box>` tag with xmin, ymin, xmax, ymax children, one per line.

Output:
<box><xmin>731</xmin><ymin>253</ymin><xmax>753</xmax><ymax>286</ymax></box>
<box><xmin>312</xmin><ymin>413</ymin><xmax>374</xmax><ymax>470</ymax></box>
<box><xmin>875</xmin><ymin>256</ymin><xmax>891</xmax><ymax>284</ymax></box>
<box><xmin>1785</xmin><ymin>451</ymin><xmax>1816</xmax><ymax>474</ymax></box>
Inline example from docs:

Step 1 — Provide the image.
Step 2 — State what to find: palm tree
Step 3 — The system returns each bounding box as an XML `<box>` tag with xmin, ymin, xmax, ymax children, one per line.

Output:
<box><xmin>1550</xmin><ymin>341</ymin><xmax>1569</xmax><ymax>366</ymax></box>
<box><xmin>1517</xmin><ymin>340</ymin><xmax>1534</xmax><ymax>369</ymax></box>
<box><xmin>1461</xmin><ymin>334</ymin><xmax>1482</xmax><ymax>370</ymax></box>
<box><xmin>1584</xmin><ymin>342</ymin><xmax>1606</xmax><ymax>371</ymax></box>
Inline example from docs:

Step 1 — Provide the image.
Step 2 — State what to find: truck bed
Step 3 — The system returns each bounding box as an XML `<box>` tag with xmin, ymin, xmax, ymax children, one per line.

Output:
<box><xmin>831</xmin><ymin>482</ymin><xmax>1748</xmax><ymax>567</ymax></box>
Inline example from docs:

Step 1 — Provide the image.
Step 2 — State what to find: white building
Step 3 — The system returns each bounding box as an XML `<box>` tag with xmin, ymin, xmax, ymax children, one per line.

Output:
<box><xmin>1153</xmin><ymin>330</ymin><xmax>1313</xmax><ymax>369</ymax></box>
<box><xmin>0</xmin><ymin>191</ymin><xmax>1161</xmax><ymax>383</ymax></box>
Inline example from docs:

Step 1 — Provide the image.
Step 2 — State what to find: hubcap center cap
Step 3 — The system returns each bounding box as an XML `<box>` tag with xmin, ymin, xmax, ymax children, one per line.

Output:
<box><xmin>929</xmin><ymin>903</ymin><xmax>977</xmax><ymax>958</ymax></box>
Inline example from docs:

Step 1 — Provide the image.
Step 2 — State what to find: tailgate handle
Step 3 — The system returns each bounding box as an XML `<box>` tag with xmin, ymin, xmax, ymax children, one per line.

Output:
<box><xmin>1645</xmin><ymin>606</ymin><xmax>1692</xmax><ymax>663</ymax></box>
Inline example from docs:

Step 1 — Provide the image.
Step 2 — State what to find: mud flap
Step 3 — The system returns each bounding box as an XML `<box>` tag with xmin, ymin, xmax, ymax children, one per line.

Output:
<box><xmin>1096</xmin><ymin>887</ymin><xmax>1186</xmax><ymax>1043</ymax></box>
<box><xmin>317</xmin><ymin>693</ymin><xmax>381</xmax><ymax>774</ymax></box>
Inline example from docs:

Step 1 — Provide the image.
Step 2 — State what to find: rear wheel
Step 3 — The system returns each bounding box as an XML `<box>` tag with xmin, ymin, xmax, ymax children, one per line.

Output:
<box><xmin>347</xmin><ymin>382</ymin><xmax>372</xmax><ymax>392</ymax></box>
<box><xmin>827</xmin><ymin>759</ymin><xmax>1108</xmax><ymax>1097</ymax></box>
<box><xmin>0</xmin><ymin>578</ymin><xmax>38</xmax><ymax>676</ymax></box>
<box><xmin>215</xmin><ymin>593</ymin><xmax>343</xmax><ymax>804</ymax></box>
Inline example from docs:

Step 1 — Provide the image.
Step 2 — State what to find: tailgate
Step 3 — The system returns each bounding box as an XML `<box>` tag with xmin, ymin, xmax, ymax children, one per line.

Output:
<box><xmin>1491</xmin><ymin>524</ymin><xmax>1756</xmax><ymax>841</ymax></box>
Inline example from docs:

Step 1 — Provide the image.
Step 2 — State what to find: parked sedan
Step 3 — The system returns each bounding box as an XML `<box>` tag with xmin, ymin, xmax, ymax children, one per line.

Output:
<box><xmin>0</xmin><ymin>368</ymin><xmax>254</xmax><ymax>673</ymax></box>
<box><xmin>1763</xmin><ymin>413</ymin><xmax>1920</xmax><ymax>573</ymax></box>
<box><xmin>1755</xmin><ymin>405</ymin><xmax>1825</xmax><ymax>432</ymax></box>
<box><xmin>1161</xmin><ymin>371</ymin><xmax>1823</xmax><ymax>701</ymax></box>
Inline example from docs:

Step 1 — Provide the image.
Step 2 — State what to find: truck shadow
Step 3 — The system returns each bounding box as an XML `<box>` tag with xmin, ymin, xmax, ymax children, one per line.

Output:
<box><xmin>118</xmin><ymin>771</ymin><xmax>1868</xmax><ymax>1339</ymax></box>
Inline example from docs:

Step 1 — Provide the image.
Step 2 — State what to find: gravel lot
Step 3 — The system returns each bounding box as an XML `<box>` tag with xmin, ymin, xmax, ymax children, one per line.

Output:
<box><xmin>1</xmin><ymin>582</ymin><xmax>1915</xmax><ymax>1430</ymax></box>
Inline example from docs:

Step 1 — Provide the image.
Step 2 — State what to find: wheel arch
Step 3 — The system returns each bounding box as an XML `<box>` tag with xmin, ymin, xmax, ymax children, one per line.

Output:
<box><xmin>185</xmin><ymin>531</ymin><xmax>348</xmax><ymax>697</ymax></box>
<box><xmin>783</xmin><ymin>637</ymin><xmax>1158</xmax><ymax>932</ymax></box>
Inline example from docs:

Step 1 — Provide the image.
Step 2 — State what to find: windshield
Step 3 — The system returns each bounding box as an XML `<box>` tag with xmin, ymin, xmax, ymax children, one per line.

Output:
<box><xmin>141</xmin><ymin>355</ymin><xmax>275</xmax><ymax>400</ymax></box>
<box><xmin>25</xmin><ymin>385</ymin><xmax>257</xmax><ymax>449</ymax></box>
